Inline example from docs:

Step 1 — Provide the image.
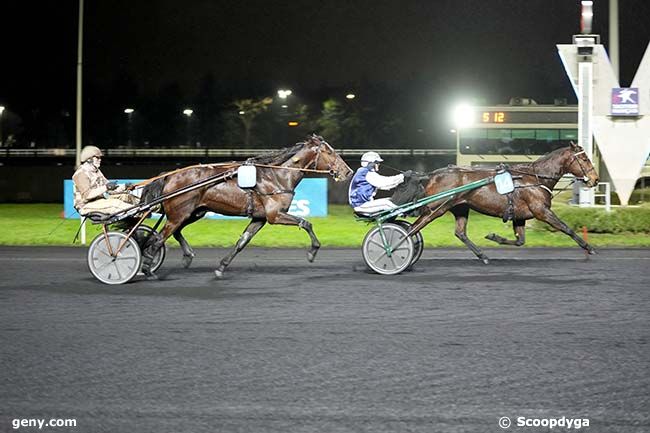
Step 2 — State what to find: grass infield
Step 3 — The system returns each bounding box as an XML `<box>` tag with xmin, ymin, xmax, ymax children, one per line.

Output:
<box><xmin>0</xmin><ymin>203</ymin><xmax>649</xmax><ymax>248</ymax></box>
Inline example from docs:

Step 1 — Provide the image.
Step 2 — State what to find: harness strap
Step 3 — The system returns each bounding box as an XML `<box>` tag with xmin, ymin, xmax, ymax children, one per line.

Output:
<box><xmin>539</xmin><ymin>185</ymin><xmax>553</xmax><ymax>195</ymax></box>
<box><xmin>246</xmin><ymin>190</ymin><xmax>255</xmax><ymax>217</ymax></box>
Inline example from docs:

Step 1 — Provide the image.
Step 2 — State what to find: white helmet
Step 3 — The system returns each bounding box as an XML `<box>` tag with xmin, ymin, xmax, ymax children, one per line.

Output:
<box><xmin>360</xmin><ymin>151</ymin><xmax>383</xmax><ymax>167</ymax></box>
<box><xmin>80</xmin><ymin>145</ymin><xmax>103</xmax><ymax>163</ymax></box>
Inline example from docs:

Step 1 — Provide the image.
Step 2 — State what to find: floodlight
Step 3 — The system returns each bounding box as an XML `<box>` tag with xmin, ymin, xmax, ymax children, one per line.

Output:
<box><xmin>452</xmin><ymin>103</ymin><xmax>475</xmax><ymax>128</ymax></box>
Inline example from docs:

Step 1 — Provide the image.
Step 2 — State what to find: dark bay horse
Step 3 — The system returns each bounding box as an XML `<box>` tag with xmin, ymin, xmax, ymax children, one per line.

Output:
<box><xmin>141</xmin><ymin>135</ymin><xmax>352</xmax><ymax>278</ymax></box>
<box><xmin>408</xmin><ymin>143</ymin><xmax>599</xmax><ymax>263</ymax></box>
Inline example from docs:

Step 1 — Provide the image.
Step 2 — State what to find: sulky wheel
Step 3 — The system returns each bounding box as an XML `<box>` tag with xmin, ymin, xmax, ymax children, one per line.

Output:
<box><xmin>362</xmin><ymin>222</ymin><xmax>414</xmax><ymax>275</ymax></box>
<box><xmin>132</xmin><ymin>225</ymin><xmax>166</xmax><ymax>273</ymax></box>
<box><xmin>395</xmin><ymin>220</ymin><xmax>424</xmax><ymax>268</ymax></box>
<box><xmin>87</xmin><ymin>231</ymin><xmax>142</xmax><ymax>285</ymax></box>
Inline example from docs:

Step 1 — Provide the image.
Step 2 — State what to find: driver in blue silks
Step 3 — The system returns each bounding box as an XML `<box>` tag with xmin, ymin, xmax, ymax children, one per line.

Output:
<box><xmin>348</xmin><ymin>151</ymin><xmax>406</xmax><ymax>214</ymax></box>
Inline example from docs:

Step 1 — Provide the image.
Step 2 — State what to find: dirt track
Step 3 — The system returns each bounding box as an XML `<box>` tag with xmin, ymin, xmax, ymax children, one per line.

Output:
<box><xmin>1</xmin><ymin>246</ymin><xmax>649</xmax><ymax>432</ymax></box>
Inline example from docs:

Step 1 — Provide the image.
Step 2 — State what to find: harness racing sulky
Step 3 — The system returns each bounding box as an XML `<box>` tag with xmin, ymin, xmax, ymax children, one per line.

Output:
<box><xmin>356</xmin><ymin>142</ymin><xmax>599</xmax><ymax>275</ymax></box>
<box><xmin>84</xmin><ymin>135</ymin><xmax>352</xmax><ymax>284</ymax></box>
<box><xmin>82</xmin><ymin>139</ymin><xmax>597</xmax><ymax>283</ymax></box>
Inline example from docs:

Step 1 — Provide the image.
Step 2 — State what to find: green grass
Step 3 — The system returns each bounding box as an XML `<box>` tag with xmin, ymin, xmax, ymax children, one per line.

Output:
<box><xmin>0</xmin><ymin>203</ymin><xmax>649</xmax><ymax>248</ymax></box>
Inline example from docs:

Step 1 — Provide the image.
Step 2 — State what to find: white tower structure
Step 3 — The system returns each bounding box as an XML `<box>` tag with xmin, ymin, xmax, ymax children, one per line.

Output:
<box><xmin>557</xmin><ymin>2</ymin><xmax>650</xmax><ymax>206</ymax></box>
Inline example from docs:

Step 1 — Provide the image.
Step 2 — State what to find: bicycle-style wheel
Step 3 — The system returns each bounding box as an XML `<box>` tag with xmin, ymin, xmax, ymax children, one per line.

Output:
<box><xmin>88</xmin><ymin>231</ymin><xmax>142</xmax><ymax>284</ymax></box>
<box><xmin>361</xmin><ymin>223</ymin><xmax>414</xmax><ymax>275</ymax></box>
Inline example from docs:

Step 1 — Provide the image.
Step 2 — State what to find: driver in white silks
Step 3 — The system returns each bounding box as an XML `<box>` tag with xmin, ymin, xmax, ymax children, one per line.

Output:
<box><xmin>348</xmin><ymin>151</ymin><xmax>408</xmax><ymax>214</ymax></box>
<box><xmin>72</xmin><ymin>146</ymin><xmax>138</xmax><ymax>216</ymax></box>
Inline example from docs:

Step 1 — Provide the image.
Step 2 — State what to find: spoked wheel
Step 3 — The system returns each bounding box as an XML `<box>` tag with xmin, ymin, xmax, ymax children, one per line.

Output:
<box><xmin>395</xmin><ymin>220</ymin><xmax>424</xmax><ymax>268</ymax></box>
<box><xmin>88</xmin><ymin>231</ymin><xmax>142</xmax><ymax>285</ymax></box>
<box><xmin>362</xmin><ymin>223</ymin><xmax>414</xmax><ymax>275</ymax></box>
<box><xmin>132</xmin><ymin>225</ymin><xmax>166</xmax><ymax>273</ymax></box>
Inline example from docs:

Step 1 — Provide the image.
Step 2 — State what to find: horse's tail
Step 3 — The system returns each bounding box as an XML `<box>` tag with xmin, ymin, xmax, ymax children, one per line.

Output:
<box><xmin>140</xmin><ymin>177</ymin><xmax>166</xmax><ymax>214</ymax></box>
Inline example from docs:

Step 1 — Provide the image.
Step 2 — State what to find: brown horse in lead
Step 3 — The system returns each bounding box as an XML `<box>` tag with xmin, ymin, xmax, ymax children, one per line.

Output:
<box><xmin>405</xmin><ymin>142</ymin><xmax>599</xmax><ymax>263</ymax></box>
<box><xmin>141</xmin><ymin>135</ymin><xmax>352</xmax><ymax>278</ymax></box>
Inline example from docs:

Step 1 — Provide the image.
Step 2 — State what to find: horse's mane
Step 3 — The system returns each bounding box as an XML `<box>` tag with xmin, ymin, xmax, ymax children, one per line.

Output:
<box><xmin>247</xmin><ymin>142</ymin><xmax>306</xmax><ymax>165</ymax></box>
<box><xmin>522</xmin><ymin>145</ymin><xmax>571</xmax><ymax>178</ymax></box>
<box><xmin>529</xmin><ymin>146</ymin><xmax>567</xmax><ymax>167</ymax></box>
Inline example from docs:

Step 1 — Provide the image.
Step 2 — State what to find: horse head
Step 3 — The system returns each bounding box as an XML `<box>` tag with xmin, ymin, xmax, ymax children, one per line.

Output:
<box><xmin>304</xmin><ymin>135</ymin><xmax>353</xmax><ymax>182</ymax></box>
<box><xmin>566</xmin><ymin>142</ymin><xmax>599</xmax><ymax>187</ymax></box>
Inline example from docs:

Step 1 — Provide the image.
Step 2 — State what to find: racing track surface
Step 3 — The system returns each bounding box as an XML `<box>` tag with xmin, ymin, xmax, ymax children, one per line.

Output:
<box><xmin>1</xmin><ymin>246</ymin><xmax>649</xmax><ymax>432</ymax></box>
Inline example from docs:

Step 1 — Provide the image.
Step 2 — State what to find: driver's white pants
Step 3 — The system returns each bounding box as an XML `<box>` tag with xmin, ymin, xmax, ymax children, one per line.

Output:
<box><xmin>78</xmin><ymin>194</ymin><xmax>138</xmax><ymax>216</ymax></box>
<box><xmin>353</xmin><ymin>198</ymin><xmax>398</xmax><ymax>214</ymax></box>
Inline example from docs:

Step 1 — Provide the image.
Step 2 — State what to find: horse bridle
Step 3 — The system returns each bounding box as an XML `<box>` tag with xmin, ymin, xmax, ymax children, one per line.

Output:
<box><xmin>305</xmin><ymin>138</ymin><xmax>339</xmax><ymax>179</ymax></box>
<box><xmin>570</xmin><ymin>150</ymin><xmax>598</xmax><ymax>182</ymax></box>
<box><xmin>508</xmin><ymin>149</ymin><xmax>596</xmax><ymax>182</ymax></box>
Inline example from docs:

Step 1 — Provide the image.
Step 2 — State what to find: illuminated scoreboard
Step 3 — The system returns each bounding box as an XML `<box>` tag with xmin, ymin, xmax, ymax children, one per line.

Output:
<box><xmin>477</xmin><ymin>110</ymin><xmax>577</xmax><ymax>124</ymax></box>
<box><xmin>481</xmin><ymin>111</ymin><xmax>506</xmax><ymax>123</ymax></box>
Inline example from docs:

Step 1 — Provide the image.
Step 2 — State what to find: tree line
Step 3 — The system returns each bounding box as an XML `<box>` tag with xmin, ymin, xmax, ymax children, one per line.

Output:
<box><xmin>1</xmin><ymin>75</ymin><xmax>447</xmax><ymax>149</ymax></box>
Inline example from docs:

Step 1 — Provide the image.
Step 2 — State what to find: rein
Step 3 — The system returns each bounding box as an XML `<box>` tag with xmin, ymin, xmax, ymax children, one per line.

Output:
<box><xmin>251</xmin><ymin>163</ymin><xmax>332</xmax><ymax>174</ymax></box>
<box><xmin>130</xmin><ymin>141</ymin><xmax>333</xmax><ymax>190</ymax></box>
<box><xmin>129</xmin><ymin>162</ymin><xmax>241</xmax><ymax>189</ymax></box>
<box><xmin>507</xmin><ymin>168</ymin><xmax>562</xmax><ymax>181</ymax></box>
<box><xmin>253</xmin><ymin>140</ymin><xmax>336</xmax><ymax>176</ymax></box>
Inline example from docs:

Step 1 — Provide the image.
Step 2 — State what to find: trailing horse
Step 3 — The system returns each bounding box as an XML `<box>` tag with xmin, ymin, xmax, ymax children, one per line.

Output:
<box><xmin>140</xmin><ymin>135</ymin><xmax>353</xmax><ymax>278</ymax></box>
<box><xmin>408</xmin><ymin>142</ymin><xmax>599</xmax><ymax>263</ymax></box>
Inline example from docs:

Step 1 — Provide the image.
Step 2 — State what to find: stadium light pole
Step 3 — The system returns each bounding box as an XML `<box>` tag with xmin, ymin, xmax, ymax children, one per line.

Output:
<box><xmin>183</xmin><ymin>109</ymin><xmax>193</xmax><ymax>146</ymax></box>
<box><xmin>124</xmin><ymin>108</ymin><xmax>134</xmax><ymax>146</ymax></box>
<box><xmin>609</xmin><ymin>0</ymin><xmax>619</xmax><ymax>81</ymax></box>
<box><xmin>276</xmin><ymin>90</ymin><xmax>292</xmax><ymax>145</ymax></box>
<box><xmin>75</xmin><ymin>0</ymin><xmax>84</xmax><ymax>168</ymax></box>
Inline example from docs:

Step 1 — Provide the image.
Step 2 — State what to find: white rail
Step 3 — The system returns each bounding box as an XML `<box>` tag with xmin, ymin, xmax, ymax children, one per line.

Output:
<box><xmin>0</xmin><ymin>148</ymin><xmax>456</xmax><ymax>158</ymax></box>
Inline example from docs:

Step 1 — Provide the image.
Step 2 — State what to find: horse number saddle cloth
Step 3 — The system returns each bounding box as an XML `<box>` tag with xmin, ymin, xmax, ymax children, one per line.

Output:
<box><xmin>494</xmin><ymin>169</ymin><xmax>516</xmax><ymax>222</ymax></box>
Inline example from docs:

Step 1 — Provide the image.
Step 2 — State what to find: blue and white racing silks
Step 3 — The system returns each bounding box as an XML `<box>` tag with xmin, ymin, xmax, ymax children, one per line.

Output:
<box><xmin>348</xmin><ymin>166</ymin><xmax>405</xmax><ymax>208</ymax></box>
<box><xmin>348</xmin><ymin>166</ymin><xmax>374</xmax><ymax>208</ymax></box>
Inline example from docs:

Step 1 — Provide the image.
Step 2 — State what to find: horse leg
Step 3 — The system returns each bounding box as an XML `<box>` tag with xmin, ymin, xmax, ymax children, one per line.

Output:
<box><xmin>141</xmin><ymin>219</ymin><xmax>183</xmax><ymax>279</ymax></box>
<box><xmin>173</xmin><ymin>229</ymin><xmax>196</xmax><ymax>268</ymax></box>
<box><xmin>173</xmin><ymin>210</ymin><xmax>206</xmax><ymax>268</ymax></box>
<box><xmin>451</xmin><ymin>205</ymin><xmax>490</xmax><ymax>264</ymax></box>
<box><xmin>267</xmin><ymin>212</ymin><xmax>320</xmax><ymax>262</ymax></box>
<box><xmin>531</xmin><ymin>206</ymin><xmax>596</xmax><ymax>254</ymax></box>
<box><xmin>485</xmin><ymin>219</ymin><xmax>526</xmax><ymax>246</ymax></box>
<box><xmin>215</xmin><ymin>219</ymin><xmax>266</xmax><ymax>278</ymax></box>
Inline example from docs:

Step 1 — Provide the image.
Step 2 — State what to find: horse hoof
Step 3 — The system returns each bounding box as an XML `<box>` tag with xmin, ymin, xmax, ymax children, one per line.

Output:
<box><xmin>214</xmin><ymin>269</ymin><xmax>224</xmax><ymax>279</ymax></box>
<box><xmin>144</xmin><ymin>272</ymin><xmax>158</xmax><ymax>281</ymax></box>
<box><xmin>485</xmin><ymin>233</ymin><xmax>496</xmax><ymax>241</ymax></box>
<box><xmin>480</xmin><ymin>257</ymin><xmax>490</xmax><ymax>265</ymax></box>
<box><xmin>182</xmin><ymin>254</ymin><xmax>194</xmax><ymax>268</ymax></box>
<box><xmin>307</xmin><ymin>250</ymin><xmax>318</xmax><ymax>263</ymax></box>
<box><xmin>588</xmin><ymin>248</ymin><xmax>597</xmax><ymax>255</ymax></box>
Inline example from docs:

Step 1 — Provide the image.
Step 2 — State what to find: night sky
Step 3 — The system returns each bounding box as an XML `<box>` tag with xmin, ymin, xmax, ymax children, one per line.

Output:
<box><xmin>1</xmin><ymin>1</ymin><xmax>649</xmax><ymax>137</ymax></box>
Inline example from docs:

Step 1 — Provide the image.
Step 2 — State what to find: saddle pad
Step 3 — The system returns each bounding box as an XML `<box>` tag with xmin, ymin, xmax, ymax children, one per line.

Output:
<box><xmin>494</xmin><ymin>171</ymin><xmax>514</xmax><ymax>194</ymax></box>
